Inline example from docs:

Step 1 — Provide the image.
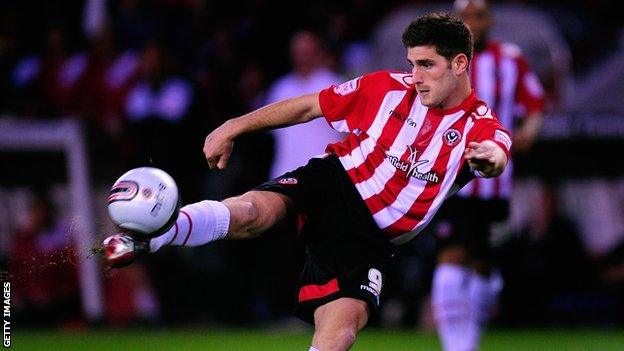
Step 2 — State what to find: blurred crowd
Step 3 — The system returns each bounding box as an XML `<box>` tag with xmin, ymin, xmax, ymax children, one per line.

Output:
<box><xmin>1</xmin><ymin>0</ymin><xmax>623</xmax><ymax>329</ymax></box>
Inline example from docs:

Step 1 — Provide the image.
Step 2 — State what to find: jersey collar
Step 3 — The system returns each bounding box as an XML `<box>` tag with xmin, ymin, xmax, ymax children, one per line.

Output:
<box><xmin>428</xmin><ymin>89</ymin><xmax>478</xmax><ymax>116</ymax></box>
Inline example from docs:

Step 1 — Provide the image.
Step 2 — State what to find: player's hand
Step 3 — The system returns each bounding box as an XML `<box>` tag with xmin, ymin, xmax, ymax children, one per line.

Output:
<box><xmin>464</xmin><ymin>141</ymin><xmax>507</xmax><ymax>177</ymax></box>
<box><xmin>203</xmin><ymin>123</ymin><xmax>235</xmax><ymax>169</ymax></box>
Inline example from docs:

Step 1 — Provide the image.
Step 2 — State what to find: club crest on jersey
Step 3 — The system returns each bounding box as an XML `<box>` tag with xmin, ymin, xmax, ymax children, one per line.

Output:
<box><xmin>333</xmin><ymin>76</ymin><xmax>361</xmax><ymax>96</ymax></box>
<box><xmin>278</xmin><ymin>177</ymin><xmax>298</xmax><ymax>185</ymax></box>
<box><xmin>386</xmin><ymin>146</ymin><xmax>440</xmax><ymax>183</ymax></box>
<box><xmin>443</xmin><ymin>128</ymin><xmax>462</xmax><ymax>147</ymax></box>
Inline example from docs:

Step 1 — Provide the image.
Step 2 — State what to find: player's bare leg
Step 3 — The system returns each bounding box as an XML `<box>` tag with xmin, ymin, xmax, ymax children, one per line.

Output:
<box><xmin>222</xmin><ymin>191</ymin><xmax>291</xmax><ymax>239</ymax></box>
<box><xmin>311</xmin><ymin>298</ymin><xmax>369</xmax><ymax>351</ymax></box>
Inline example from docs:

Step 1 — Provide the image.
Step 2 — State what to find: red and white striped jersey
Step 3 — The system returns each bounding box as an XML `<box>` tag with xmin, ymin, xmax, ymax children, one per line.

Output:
<box><xmin>459</xmin><ymin>41</ymin><xmax>545</xmax><ymax>200</ymax></box>
<box><xmin>319</xmin><ymin>71</ymin><xmax>511</xmax><ymax>244</ymax></box>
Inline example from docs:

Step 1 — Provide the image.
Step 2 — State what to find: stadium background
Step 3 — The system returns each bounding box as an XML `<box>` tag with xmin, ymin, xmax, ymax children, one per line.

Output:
<box><xmin>1</xmin><ymin>0</ymin><xmax>623</xmax><ymax>349</ymax></box>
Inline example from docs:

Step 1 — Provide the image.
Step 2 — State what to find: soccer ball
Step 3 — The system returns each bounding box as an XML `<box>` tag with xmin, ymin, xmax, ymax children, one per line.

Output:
<box><xmin>108</xmin><ymin>167</ymin><xmax>180</xmax><ymax>238</ymax></box>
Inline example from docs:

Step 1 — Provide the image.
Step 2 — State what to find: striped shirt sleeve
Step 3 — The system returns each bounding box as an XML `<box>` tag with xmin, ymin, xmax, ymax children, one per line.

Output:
<box><xmin>318</xmin><ymin>74</ymin><xmax>371</xmax><ymax>133</ymax></box>
<box><xmin>469</xmin><ymin>116</ymin><xmax>513</xmax><ymax>158</ymax></box>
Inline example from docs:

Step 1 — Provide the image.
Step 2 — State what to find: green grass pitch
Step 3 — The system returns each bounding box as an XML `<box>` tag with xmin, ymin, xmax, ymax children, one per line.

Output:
<box><xmin>15</xmin><ymin>328</ymin><xmax>624</xmax><ymax>350</ymax></box>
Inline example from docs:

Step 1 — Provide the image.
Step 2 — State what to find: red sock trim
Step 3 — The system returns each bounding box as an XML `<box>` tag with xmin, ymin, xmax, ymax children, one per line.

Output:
<box><xmin>180</xmin><ymin>210</ymin><xmax>193</xmax><ymax>246</ymax></box>
<box><xmin>165</xmin><ymin>222</ymin><xmax>179</xmax><ymax>246</ymax></box>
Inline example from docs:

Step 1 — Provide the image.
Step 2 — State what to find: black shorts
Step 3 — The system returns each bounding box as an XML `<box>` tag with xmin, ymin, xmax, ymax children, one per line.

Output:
<box><xmin>431</xmin><ymin>196</ymin><xmax>509</xmax><ymax>260</ymax></box>
<box><xmin>255</xmin><ymin>154</ymin><xmax>397</xmax><ymax>324</ymax></box>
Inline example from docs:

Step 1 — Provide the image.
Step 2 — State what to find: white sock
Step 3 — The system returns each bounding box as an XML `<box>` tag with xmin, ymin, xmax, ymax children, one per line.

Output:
<box><xmin>149</xmin><ymin>200</ymin><xmax>230</xmax><ymax>252</ymax></box>
<box><xmin>471</xmin><ymin>270</ymin><xmax>503</xmax><ymax>325</ymax></box>
<box><xmin>469</xmin><ymin>271</ymin><xmax>491</xmax><ymax>326</ymax></box>
<box><xmin>432</xmin><ymin>263</ymin><xmax>477</xmax><ymax>351</ymax></box>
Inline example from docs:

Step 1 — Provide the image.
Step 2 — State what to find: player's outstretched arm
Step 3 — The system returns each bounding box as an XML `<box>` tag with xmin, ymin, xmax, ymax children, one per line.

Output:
<box><xmin>464</xmin><ymin>140</ymin><xmax>508</xmax><ymax>177</ymax></box>
<box><xmin>203</xmin><ymin>92</ymin><xmax>322</xmax><ymax>169</ymax></box>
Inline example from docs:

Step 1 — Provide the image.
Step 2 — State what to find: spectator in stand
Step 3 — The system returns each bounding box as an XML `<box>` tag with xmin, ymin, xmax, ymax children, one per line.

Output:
<box><xmin>37</xmin><ymin>26</ymin><xmax>78</xmax><ymax>116</ymax></box>
<box><xmin>124</xmin><ymin>38</ymin><xmax>203</xmax><ymax>203</ymax></box>
<box><xmin>7</xmin><ymin>25</ymin><xmax>80</xmax><ymax>117</ymax></box>
<box><xmin>228</xmin><ymin>30</ymin><xmax>346</xmax><ymax>322</ymax></box>
<box><xmin>265</xmin><ymin>30</ymin><xmax>345</xmax><ymax>178</ymax></box>
<box><xmin>8</xmin><ymin>191</ymin><xmax>80</xmax><ymax>326</ymax></box>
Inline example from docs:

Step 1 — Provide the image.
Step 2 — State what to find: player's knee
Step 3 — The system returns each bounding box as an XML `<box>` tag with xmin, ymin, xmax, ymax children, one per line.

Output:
<box><xmin>238</xmin><ymin>199</ymin><xmax>261</xmax><ymax>237</ymax></box>
<box><xmin>316</xmin><ymin>327</ymin><xmax>357</xmax><ymax>351</ymax></box>
<box><xmin>335</xmin><ymin>327</ymin><xmax>357</xmax><ymax>349</ymax></box>
<box><xmin>313</xmin><ymin>299</ymin><xmax>368</xmax><ymax>350</ymax></box>
<box><xmin>223</xmin><ymin>196</ymin><xmax>261</xmax><ymax>239</ymax></box>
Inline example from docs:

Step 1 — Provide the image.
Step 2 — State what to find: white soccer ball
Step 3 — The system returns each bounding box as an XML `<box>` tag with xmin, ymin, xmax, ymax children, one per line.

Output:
<box><xmin>108</xmin><ymin>167</ymin><xmax>180</xmax><ymax>238</ymax></box>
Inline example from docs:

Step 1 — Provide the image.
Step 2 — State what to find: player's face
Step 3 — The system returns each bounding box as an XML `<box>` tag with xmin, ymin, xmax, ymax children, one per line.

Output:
<box><xmin>407</xmin><ymin>46</ymin><xmax>459</xmax><ymax>108</ymax></box>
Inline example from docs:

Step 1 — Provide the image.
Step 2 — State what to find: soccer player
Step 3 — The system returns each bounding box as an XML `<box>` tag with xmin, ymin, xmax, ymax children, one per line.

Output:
<box><xmin>104</xmin><ymin>12</ymin><xmax>512</xmax><ymax>351</ymax></box>
<box><xmin>429</xmin><ymin>1</ymin><xmax>545</xmax><ymax>351</ymax></box>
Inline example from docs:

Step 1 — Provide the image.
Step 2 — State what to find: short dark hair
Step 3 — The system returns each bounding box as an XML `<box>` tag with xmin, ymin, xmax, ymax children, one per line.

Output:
<box><xmin>402</xmin><ymin>12</ymin><xmax>473</xmax><ymax>63</ymax></box>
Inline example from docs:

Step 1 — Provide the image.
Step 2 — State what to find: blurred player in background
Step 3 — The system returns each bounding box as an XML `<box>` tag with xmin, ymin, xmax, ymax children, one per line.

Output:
<box><xmin>104</xmin><ymin>13</ymin><xmax>512</xmax><ymax>351</ymax></box>
<box><xmin>430</xmin><ymin>1</ymin><xmax>545</xmax><ymax>351</ymax></box>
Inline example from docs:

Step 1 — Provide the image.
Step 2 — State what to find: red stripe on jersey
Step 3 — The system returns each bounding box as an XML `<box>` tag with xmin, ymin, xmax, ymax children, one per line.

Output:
<box><xmin>363</xmin><ymin>145</ymin><xmax>412</xmax><ymax>214</ymax></box>
<box><xmin>331</xmin><ymin>133</ymin><xmax>368</xmax><ymax>158</ymax></box>
<box><xmin>378</xmin><ymin>88</ymin><xmax>416</xmax><ymax>147</ymax></box>
<box><xmin>351</xmin><ymin>75</ymin><xmax>400</xmax><ymax>134</ymax></box>
<box><xmin>346</xmin><ymin>143</ymin><xmax>385</xmax><ymax>183</ymax></box>
<box><xmin>357</xmin><ymin>95</ymin><xmax>385</xmax><ymax>135</ymax></box>
<box><xmin>298</xmin><ymin>278</ymin><xmax>340</xmax><ymax>302</ymax></box>
<box><xmin>385</xmin><ymin>115</ymin><xmax>470</xmax><ymax>237</ymax></box>
<box><xmin>349</xmin><ymin>89</ymin><xmax>417</xmax><ymax>186</ymax></box>
<box><xmin>364</xmin><ymin>108</ymin><xmax>445</xmax><ymax>215</ymax></box>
